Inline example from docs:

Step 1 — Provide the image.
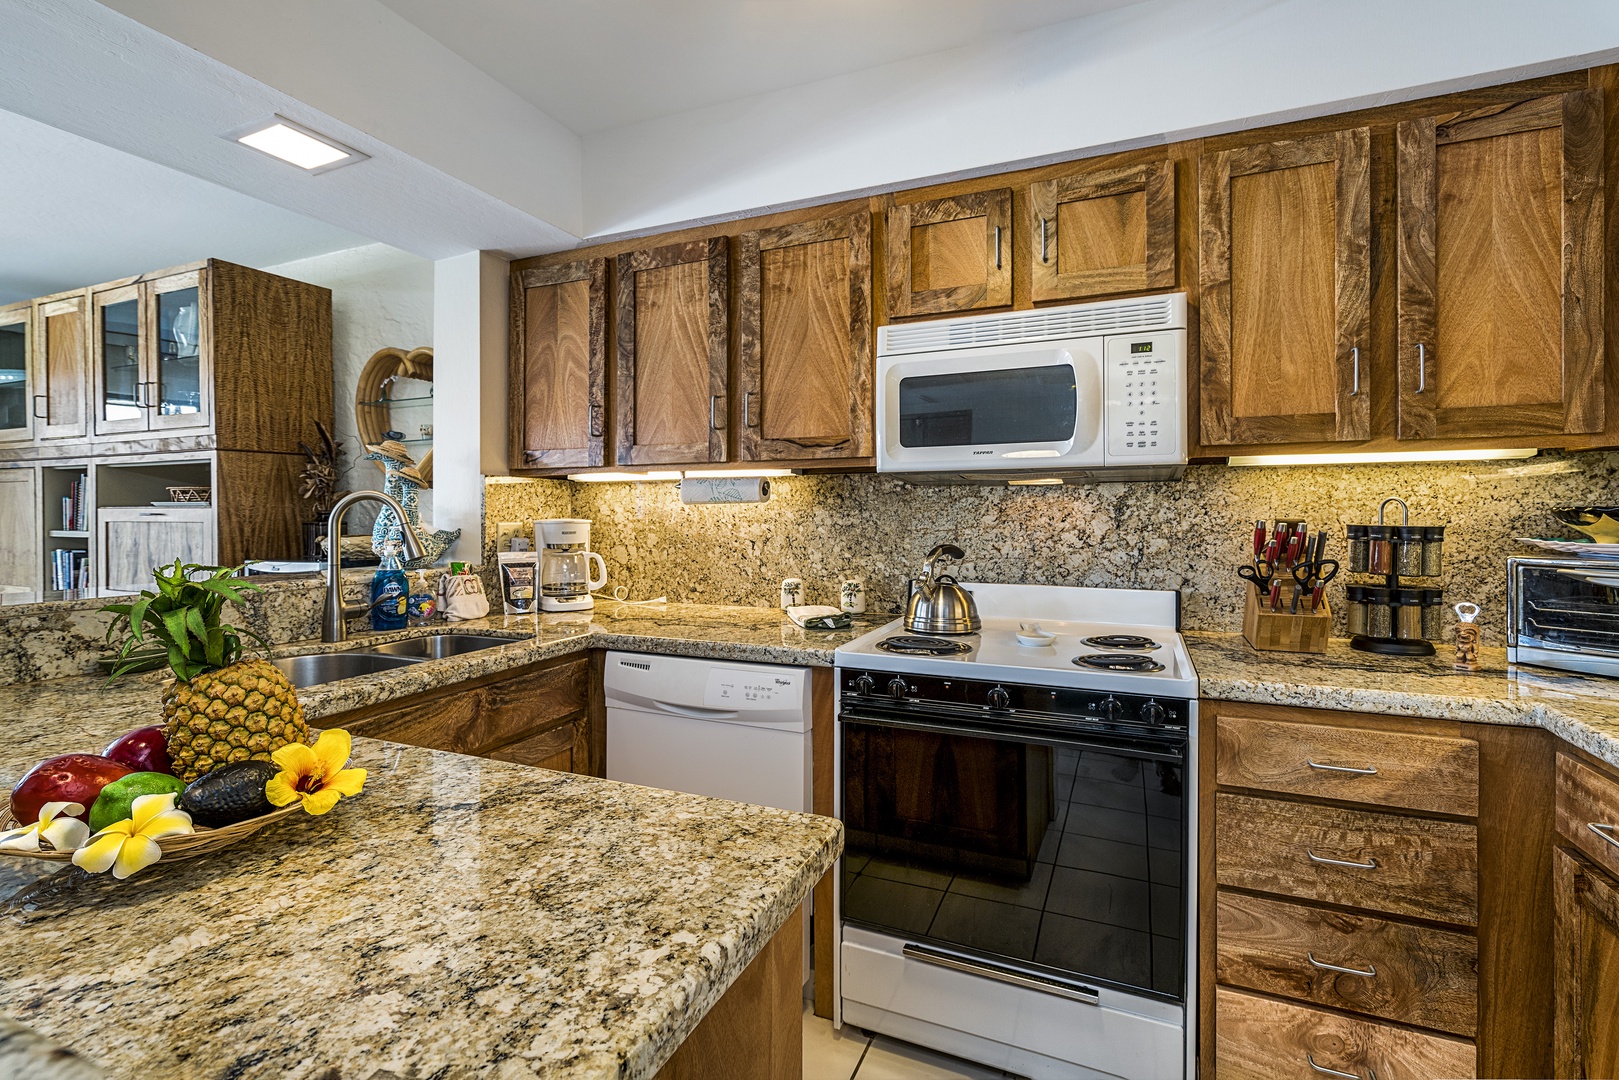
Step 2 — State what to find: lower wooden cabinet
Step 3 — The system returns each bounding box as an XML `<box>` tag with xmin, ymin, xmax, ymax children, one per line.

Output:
<box><xmin>1554</xmin><ymin>848</ymin><xmax>1619</xmax><ymax>1079</ymax></box>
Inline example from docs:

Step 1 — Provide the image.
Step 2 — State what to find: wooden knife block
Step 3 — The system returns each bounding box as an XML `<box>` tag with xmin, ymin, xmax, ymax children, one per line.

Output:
<box><xmin>1242</xmin><ymin>582</ymin><xmax>1331</xmax><ymax>654</ymax></box>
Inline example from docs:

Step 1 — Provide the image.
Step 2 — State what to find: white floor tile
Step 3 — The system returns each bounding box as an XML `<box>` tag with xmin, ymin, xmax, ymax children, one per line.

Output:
<box><xmin>854</xmin><ymin>1034</ymin><xmax>1008</xmax><ymax>1080</ymax></box>
<box><xmin>803</xmin><ymin>1001</ymin><xmax>870</xmax><ymax>1080</ymax></box>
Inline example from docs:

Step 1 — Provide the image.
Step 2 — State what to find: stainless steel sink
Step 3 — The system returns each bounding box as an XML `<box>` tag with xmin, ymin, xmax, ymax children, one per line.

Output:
<box><xmin>357</xmin><ymin>634</ymin><xmax>521</xmax><ymax>660</ymax></box>
<box><xmin>270</xmin><ymin>651</ymin><xmax>421</xmax><ymax>688</ymax></box>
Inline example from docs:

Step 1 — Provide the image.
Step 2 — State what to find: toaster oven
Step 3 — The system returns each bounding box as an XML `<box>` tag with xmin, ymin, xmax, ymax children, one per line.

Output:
<box><xmin>1508</xmin><ymin>556</ymin><xmax>1619</xmax><ymax>677</ymax></box>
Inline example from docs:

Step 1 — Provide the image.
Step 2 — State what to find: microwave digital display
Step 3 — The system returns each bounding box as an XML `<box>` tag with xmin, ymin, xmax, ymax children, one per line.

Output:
<box><xmin>897</xmin><ymin>365</ymin><xmax>1078</xmax><ymax>448</ymax></box>
<box><xmin>1131</xmin><ymin>342</ymin><xmax>1153</xmax><ymax>354</ymax></box>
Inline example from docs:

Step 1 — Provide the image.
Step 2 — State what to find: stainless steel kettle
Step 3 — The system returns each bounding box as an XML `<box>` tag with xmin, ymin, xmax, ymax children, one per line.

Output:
<box><xmin>905</xmin><ymin>544</ymin><xmax>982</xmax><ymax>634</ymax></box>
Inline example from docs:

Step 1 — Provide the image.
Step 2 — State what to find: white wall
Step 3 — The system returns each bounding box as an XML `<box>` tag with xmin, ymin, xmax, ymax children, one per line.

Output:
<box><xmin>260</xmin><ymin>243</ymin><xmax>434</xmax><ymax>529</ymax></box>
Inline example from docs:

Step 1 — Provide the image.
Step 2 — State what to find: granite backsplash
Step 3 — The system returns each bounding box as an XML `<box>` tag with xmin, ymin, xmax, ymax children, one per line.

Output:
<box><xmin>483</xmin><ymin>451</ymin><xmax>1619</xmax><ymax>646</ymax></box>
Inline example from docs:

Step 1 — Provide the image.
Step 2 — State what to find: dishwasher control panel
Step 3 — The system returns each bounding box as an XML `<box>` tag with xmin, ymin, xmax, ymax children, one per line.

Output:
<box><xmin>706</xmin><ymin>668</ymin><xmax>804</xmax><ymax>709</ymax></box>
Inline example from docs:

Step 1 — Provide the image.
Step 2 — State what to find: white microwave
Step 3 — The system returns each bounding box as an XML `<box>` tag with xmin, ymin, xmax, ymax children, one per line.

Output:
<box><xmin>876</xmin><ymin>293</ymin><xmax>1188</xmax><ymax>482</ymax></box>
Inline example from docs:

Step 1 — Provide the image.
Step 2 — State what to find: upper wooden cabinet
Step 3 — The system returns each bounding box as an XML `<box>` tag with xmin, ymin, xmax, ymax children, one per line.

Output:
<box><xmin>885</xmin><ymin>189</ymin><xmax>1011</xmax><ymax>318</ymax></box>
<box><xmin>1199</xmin><ymin>128</ymin><xmax>1372</xmax><ymax>446</ymax></box>
<box><xmin>93</xmin><ymin>270</ymin><xmax>210</xmax><ymax>437</ymax></box>
<box><xmin>34</xmin><ymin>291</ymin><xmax>88</xmax><ymax>441</ymax></box>
<box><xmin>1029</xmin><ymin>162</ymin><xmax>1176</xmax><ymax>303</ymax></box>
<box><xmin>511</xmin><ymin>258</ymin><xmax>606</xmax><ymax>471</ymax></box>
<box><xmin>1396</xmin><ymin>90</ymin><xmax>1605</xmax><ymax>441</ymax></box>
<box><xmin>738</xmin><ymin>213</ymin><xmax>873</xmax><ymax>461</ymax></box>
<box><xmin>0</xmin><ymin>304</ymin><xmax>30</xmax><ymax>447</ymax></box>
<box><xmin>614</xmin><ymin>238</ymin><xmax>729</xmax><ymax>466</ymax></box>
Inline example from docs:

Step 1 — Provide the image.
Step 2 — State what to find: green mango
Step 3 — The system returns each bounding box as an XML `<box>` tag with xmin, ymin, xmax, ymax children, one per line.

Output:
<box><xmin>88</xmin><ymin>772</ymin><xmax>187</xmax><ymax>832</ymax></box>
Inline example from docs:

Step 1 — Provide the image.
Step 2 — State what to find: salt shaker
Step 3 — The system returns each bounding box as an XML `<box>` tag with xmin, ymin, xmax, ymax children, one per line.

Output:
<box><xmin>1453</xmin><ymin>602</ymin><xmax>1481</xmax><ymax>672</ymax></box>
<box><xmin>780</xmin><ymin>577</ymin><xmax>803</xmax><ymax>610</ymax></box>
<box><xmin>840</xmin><ymin>578</ymin><xmax>867</xmax><ymax>614</ymax></box>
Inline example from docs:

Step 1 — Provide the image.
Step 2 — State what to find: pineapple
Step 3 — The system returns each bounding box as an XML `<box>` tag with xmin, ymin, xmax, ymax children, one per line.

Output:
<box><xmin>104</xmin><ymin>561</ymin><xmax>309</xmax><ymax>783</ymax></box>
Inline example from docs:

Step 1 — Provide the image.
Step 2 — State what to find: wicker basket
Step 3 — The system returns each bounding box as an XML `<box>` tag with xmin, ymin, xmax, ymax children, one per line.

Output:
<box><xmin>0</xmin><ymin>802</ymin><xmax>302</xmax><ymax>864</ymax></box>
<box><xmin>165</xmin><ymin>485</ymin><xmax>212</xmax><ymax>503</ymax></box>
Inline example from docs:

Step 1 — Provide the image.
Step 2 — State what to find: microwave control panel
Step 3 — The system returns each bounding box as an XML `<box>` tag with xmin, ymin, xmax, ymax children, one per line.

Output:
<box><xmin>1104</xmin><ymin>330</ymin><xmax>1185</xmax><ymax>463</ymax></box>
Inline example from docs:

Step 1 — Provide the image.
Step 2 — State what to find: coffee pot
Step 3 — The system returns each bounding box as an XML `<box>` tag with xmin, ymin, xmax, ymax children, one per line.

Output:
<box><xmin>536</xmin><ymin>519</ymin><xmax>608</xmax><ymax>612</ymax></box>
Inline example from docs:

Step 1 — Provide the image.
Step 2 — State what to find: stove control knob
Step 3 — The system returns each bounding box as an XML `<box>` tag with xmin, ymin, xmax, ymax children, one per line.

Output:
<box><xmin>1140</xmin><ymin>700</ymin><xmax>1167</xmax><ymax>725</ymax></box>
<box><xmin>852</xmin><ymin>674</ymin><xmax>876</xmax><ymax>695</ymax></box>
<box><xmin>987</xmin><ymin>686</ymin><xmax>1011</xmax><ymax>710</ymax></box>
<box><xmin>1099</xmin><ymin>696</ymin><xmax>1125</xmax><ymax>722</ymax></box>
<box><xmin>888</xmin><ymin>677</ymin><xmax>912</xmax><ymax>699</ymax></box>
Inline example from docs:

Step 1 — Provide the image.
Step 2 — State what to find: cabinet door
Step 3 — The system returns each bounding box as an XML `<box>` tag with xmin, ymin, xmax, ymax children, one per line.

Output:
<box><xmin>0</xmin><ymin>304</ymin><xmax>32</xmax><ymax>446</ymax></box>
<box><xmin>1029</xmin><ymin>161</ymin><xmax>1176</xmax><ymax>303</ymax></box>
<box><xmin>614</xmin><ymin>238</ymin><xmax>728</xmax><ymax>465</ymax></box>
<box><xmin>1554</xmin><ymin>847</ymin><xmax>1619</xmax><ymax>1079</ymax></box>
<box><xmin>511</xmin><ymin>258</ymin><xmax>607</xmax><ymax>470</ymax></box>
<box><xmin>0</xmin><ymin>468</ymin><xmax>40</xmax><ymax>591</ymax></box>
<box><xmin>485</xmin><ymin>716</ymin><xmax>591</xmax><ymax>773</ymax></box>
<box><xmin>93</xmin><ymin>284</ymin><xmax>147</xmax><ymax>436</ymax></box>
<box><xmin>146</xmin><ymin>270</ymin><xmax>211</xmax><ymax>433</ymax></box>
<box><xmin>1396</xmin><ymin>91</ymin><xmax>1604</xmax><ymax>440</ymax></box>
<box><xmin>99</xmin><ymin>508</ymin><xmax>214</xmax><ymax>592</ymax></box>
<box><xmin>1199</xmin><ymin>129</ymin><xmax>1372</xmax><ymax>446</ymax></box>
<box><xmin>35</xmin><ymin>292</ymin><xmax>88</xmax><ymax>440</ymax></box>
<box><xmin>885</xmin><ymin>189</ymin><xmax>1012</xmax><ymax>318</ymax></box>
<box><xmin>737</xmin><ymin>213</ymin><xmax>872</xmax><ymax>461</ymax></box>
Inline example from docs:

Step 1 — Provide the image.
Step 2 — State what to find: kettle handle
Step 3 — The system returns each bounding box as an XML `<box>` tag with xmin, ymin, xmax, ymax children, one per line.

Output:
<box><xmin>923</xmin><ymin>544</ymin><xmax>966</xmax><ymax>581</ymax></box>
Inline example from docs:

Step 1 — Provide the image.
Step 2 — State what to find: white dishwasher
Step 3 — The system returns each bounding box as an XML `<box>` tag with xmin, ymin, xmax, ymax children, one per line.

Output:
<box><xmin>603</xmin><ymin>651</ymin><xmax>812</xmax><ymax>814</ymax></box>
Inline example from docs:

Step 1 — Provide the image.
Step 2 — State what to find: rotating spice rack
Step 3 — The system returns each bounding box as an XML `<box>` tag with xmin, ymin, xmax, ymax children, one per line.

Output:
<box><xmin>1345</xmin><ymin>496</ymin><xmax>1446</xmax><ymax>657</ymax></box>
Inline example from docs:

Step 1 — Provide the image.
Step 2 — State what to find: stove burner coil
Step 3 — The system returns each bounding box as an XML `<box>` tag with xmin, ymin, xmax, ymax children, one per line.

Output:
<box><xmin>1081</xmin><ymin>635</ymin><xmax>1162</xmax><ymax>651</ymax></box>
<box><xmin>1072</xmin><ymin>653</ymin><xmax>1166</xmax><ymax>672</ymax></box>
<box><xmin>876</xmin><ymin>635</ymin><xmax>974</xmax><ymax>656</ymax></box>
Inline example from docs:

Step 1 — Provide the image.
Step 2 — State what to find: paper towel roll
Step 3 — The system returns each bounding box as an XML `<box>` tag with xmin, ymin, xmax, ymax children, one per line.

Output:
<box><xmin>679</xmin><ymin>477</ymin><xmax>770</xmax><ymax>504</ymax></box>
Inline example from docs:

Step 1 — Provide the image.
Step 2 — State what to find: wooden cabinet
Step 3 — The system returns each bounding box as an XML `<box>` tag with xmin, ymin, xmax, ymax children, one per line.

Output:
<box><xmin>1028</xmin><ymin>162</ymin><xmax>1175</xmax><ymax>303</ymax></box>
<box><xmin>34</xmin><ymin>291</ymin><xmax>88</xmax><ymax>440</ymax></box>
<box><xmin>0</xmin><ymin>468</ymin><xmax>39</xmax><ymax>591</ymax></box>
<box><xmin>99</xmin><ymin>506</ymin><xmax>214</xmax><ymax>592</ymax></box>
<box><xmin>93</xmin><ymin>270</ymin><xmax>210</xmax><ymax>437</ymax></box>
<box><xmin>1558</xmin><ymin>753</ymin><xmax>1619</xmax><ymax>880</ymax></box>
<box><xmin>510</xmin><ymin>257</ymin><xmax>607</xmax><ymax>470</ymax></box>
<box><xmin>0</xmin><ymin>304</ymin><xmax>31</xmax><ymax>446</ymax></box>
<box><xmin>1396</xmin><ymin>90</ymin><xmax>1605</xmax><ymax>440</ymax></box>
<box><xmin>884</xmin><ymin>189</ymin><xmax>1011</xmax><ymax>318</ymax></box>
<box><xmin>1199</xmin><ymin>128</ymin><xmax>1372</xmax><ymax>446</ymax></box>
<box><xmin>1554</xmin><ymin>848</ymin><xmax>1619</xmax><ymax>1078</ymax></box>
<box><xmin>737</xmin><ymin>213</ymin><xmax>873</xmax><ymax>461</ymax></box>
<box><xmin>614</xmin><ymin>239</ymin><xmax>729</xmax><ymax>465</ymax></box>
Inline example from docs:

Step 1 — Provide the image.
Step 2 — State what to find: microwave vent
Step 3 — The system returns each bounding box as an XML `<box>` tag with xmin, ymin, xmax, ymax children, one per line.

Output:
<box><xmin>880</xmin><ymin>293</ymin><xmax>1183</xmax><ymax>355</ymax></box>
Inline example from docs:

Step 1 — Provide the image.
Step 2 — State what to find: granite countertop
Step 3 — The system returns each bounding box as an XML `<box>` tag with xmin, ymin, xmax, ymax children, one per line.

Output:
<box><xmin>1187</xmin><ymin>631</ymin><xmax>1619</xmax><ymax>769</ymax></box>
<box><xmin>0</xmin><ymin>707</ymin><xmax>841</xmax><ymax>1079</ymax></box>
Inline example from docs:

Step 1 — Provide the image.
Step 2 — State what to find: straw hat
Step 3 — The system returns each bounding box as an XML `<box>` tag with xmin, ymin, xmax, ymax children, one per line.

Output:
<box><xmin>365</xmin><ymin>440</ymin><xmax>416</xmax><ymax>465</ymax></box>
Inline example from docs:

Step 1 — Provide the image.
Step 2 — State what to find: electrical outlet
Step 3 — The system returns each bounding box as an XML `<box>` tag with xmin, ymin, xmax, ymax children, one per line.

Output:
<box><xmin>495</xmin><ymin>521</ymin><xmax>525</xmax><ymax>551</ymax></box>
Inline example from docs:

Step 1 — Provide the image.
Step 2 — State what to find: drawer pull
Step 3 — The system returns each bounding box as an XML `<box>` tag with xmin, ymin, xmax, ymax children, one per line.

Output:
<box><xmin>1306</xmin><ymin>759</ymin><xmax>1379</xmax><ymax>776</ymax></box>
<box><xmin>1306</xmin><ymin>848</ymin><xmax>1379</xmax><ymax>870</ymax></box>
<box><xmin>1307</xmin><ymin>952</ymin><xmax>1377</xmax><ymax>979</ymax></box>
<box><xmin>1590</xmin><ymin>822</ymin><xmax>1619</xmax><ymax>851</ymax></box>
<box><xmin>1308</xmin><ymin>1054</ymin><xmax>1374</xmax><ymax>1080</ymax></box>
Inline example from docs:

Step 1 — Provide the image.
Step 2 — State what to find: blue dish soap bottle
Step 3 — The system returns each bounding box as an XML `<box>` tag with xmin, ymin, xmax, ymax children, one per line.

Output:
<box><xmin>370</xmin><ymin>542</ymin><xmax>408</xmax><ymax>631</ymax></box>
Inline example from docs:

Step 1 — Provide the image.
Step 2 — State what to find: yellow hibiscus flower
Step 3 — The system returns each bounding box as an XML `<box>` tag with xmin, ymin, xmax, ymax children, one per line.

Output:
<box><xmin>266</xmin><ymin>728</ymin><xmax>366</xmax><ymax>815</ymax></box>
<box><xmin>72</xmin><ymin>792</ymin><xmax>193</xmax><ymax>879</ymax></box>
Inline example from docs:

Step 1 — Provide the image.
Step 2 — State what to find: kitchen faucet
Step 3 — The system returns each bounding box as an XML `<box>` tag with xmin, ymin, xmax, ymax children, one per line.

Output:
<box><xmin>322</xmin><ymin>490</ymin><xmax>428</xmax><ymax>642</ymax></box>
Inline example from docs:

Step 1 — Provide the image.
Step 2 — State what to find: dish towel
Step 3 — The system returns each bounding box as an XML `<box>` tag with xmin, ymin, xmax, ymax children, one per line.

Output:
<box><xmin>787</xmin><ymin>605</ymin><xmax>852</xmax><ymax>631</ymax></box>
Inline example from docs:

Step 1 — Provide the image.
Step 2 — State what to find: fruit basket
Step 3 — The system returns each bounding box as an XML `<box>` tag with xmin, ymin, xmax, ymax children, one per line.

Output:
<box><xmin>0</xmin><ymin>802</ymin><xmax>301</xmax><ymax>863</ymax></box>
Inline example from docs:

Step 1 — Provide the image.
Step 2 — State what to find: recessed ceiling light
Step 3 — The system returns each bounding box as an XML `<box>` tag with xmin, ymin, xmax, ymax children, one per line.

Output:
<box><xmin>223</xmin><ymin>115</ymin><xmax>367</xmax><ymax>174</ymax></box>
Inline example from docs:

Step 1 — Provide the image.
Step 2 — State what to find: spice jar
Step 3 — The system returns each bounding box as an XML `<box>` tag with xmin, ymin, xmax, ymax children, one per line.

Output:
<box><xmin>1346</xmin><ymin>525</ymin><xmax>1371</xmax><ymax>574</ymax></box>
<box><xmin>1367</xmin><ymin>588</ymin><xmax>1395</xmax><ymax>638</ymax></box>
<box><xmin>1395</xmin><ymin>588</ymin><xmax>1424</xmax><ymax>640</ymax></box>
<box><xmin>1421</xmin><ymin>588</ymin><xmax>1445</xmax><ymax>639</ymax></box>
<box><xmin>1345</xmin><ymin>585</ymin><xmax>1370</xmax><ymax>637</ymax></box>
<box><xmin>1368</xmin><ymin>526</ymin><xmax>1395</xmax><ymax>575</ymax></box>
<box><xmin>1422</xmin><ymin>526</ymin><xmax>1445</xmax><ymax>577</ymax></box>
<box><xmin>1395</xmin><ymin>526</ymin><xmax>1426</xmax><ymax>576</ymax></box>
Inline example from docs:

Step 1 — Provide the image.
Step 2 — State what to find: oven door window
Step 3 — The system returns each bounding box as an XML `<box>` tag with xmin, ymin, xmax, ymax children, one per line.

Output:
<box><xmin>841</xmin><ymin>721</ymin><xmax>1185</xmax><ymax>1000</ymax></box>
<box><xmin>1520</xmin><ymin>564</ymin><xmax>1619</xmax><ymax>651</ymax></box>
<box><xmin>897</xmin><ymin>364</ymin><xmax>1078</xmax><ymax>448</ymax></box>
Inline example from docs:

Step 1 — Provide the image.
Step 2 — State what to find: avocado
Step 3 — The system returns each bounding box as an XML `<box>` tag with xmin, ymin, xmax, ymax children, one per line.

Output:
<box><xmin>180</xmin><ymin>760</ymin><xmax>277</xmax><ymax>827</ymax></box>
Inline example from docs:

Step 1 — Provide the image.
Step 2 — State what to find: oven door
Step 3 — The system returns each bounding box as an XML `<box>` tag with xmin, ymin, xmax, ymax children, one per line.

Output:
<box><xmin>839</xmin><ymin>702</ymin><xmax>1188</xmax><ymax>1003</ymax></box>
<box><xmin>876</xmin><ymin>340</ymin><xmax>1104</xmax><ymax>472</ymax></box>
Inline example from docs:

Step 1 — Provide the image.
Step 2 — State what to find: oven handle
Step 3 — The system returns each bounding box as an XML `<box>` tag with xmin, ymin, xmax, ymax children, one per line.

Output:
<box><xmin>839</xmin><ymin>709</ymin><xmax>1185</xmax><ymax>763</ymax></box>
<box><xmin>902</xmin><ymin>943</ymin><xmax>1101</xmax><ymax>1005</ymax></box>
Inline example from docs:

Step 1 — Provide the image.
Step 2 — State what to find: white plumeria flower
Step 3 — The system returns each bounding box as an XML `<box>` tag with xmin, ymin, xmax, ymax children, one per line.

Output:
<box><xmin>0</xmin><ymin>801</ymin><xmax>91</xmax><ymax>853</ymax></box>
<box><xmin>71</xmin><ymin>792</ymin><xmax>193</xmax><ymax>880</ymax></box>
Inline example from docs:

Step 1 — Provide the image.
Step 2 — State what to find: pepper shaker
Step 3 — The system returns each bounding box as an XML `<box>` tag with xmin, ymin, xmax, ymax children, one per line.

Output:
<box><xmin>1453</xmin><ymin>602</ymin><xmax>1481</xmax><ymax>672</ymax></box>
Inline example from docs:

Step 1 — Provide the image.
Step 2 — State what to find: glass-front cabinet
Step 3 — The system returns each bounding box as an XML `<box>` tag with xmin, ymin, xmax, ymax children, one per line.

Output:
<box><xmin>93</xmin><ymin>270</ymin><xmax>211</xmax><ymax>437</ymax></box>
<box><xmin>0</xmin><ymin>303</ymin><xmax>33</xmax><ymax>445</ymax></box>
<box><xmin>35</xmin><ymin>291</ymin><xmax>89</xmax><ymax>440</ymax></box>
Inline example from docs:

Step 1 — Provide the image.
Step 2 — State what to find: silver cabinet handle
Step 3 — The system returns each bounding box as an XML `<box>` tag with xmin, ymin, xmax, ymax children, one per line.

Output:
<box><xmin>1590</xmin><ymin>823</ymin><xmax>1619</xmax><ymax>851</ymax></box>
<box><xmin>1307</xmin><ymin>952</ymin><xmax>1377</xmax><ymax>979</ymax></box>
<box><xmin>1307</xmin><ymin>759</ymin><xmax>1378</xmax><ymax>776</ymax></box>
<box><xmin>1308</xmin><ymin>1054</ymin><xmax>1373</xmax><ymax>1080</ymax></box>
<box><xmin>743</xmin><ymin>390</ymin><xmax>759</xmax><ymax>428</ymax></box>
<box><xmin>1040</xmin><ymin>217</ymin><xmax>1049</xmax><ymax>263</ymax></box>
<box><xmin>1307</xmin><ymin>849</ymin><xmax>1379</xmax><ymax>870</ymax></box>
<box><xmin>709</xmin><ymin>394</ymin><xmax>721</xmax><ymax>431</ymax></box>
<box><xmin>1350</xmin><ymin>347</ymin><xmax>1360</xmax><ymax>397</ymax></box>
<box><xmin>994</xmin><ymin>225</ymin><xmax>1002</xmax><ymax>270</ymax></box>
<box><xmin>588</xmin><ymin>403</ymin><xmax>603</xmax><ymax>438</ymax></box>
<box><xmin>32</xmin><ymin>394</ymin><xmax>46</xmax><ymax>419</ymax></box>
<box><xmin>1416</xmin><ymin>342</ymin><xmax>1427</xmax><ymax>393</ymax></box>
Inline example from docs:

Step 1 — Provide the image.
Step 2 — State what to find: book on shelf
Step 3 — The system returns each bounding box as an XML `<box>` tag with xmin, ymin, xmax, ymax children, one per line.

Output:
<box><xmin>50</xmin><ymin>548</ymin><xmax>89</xmax><ymax>591</ymax></box>
<box><xmin>59</xmin><ymin>473</ymin><xmax>88</xmax><ymax>532</ymax></box>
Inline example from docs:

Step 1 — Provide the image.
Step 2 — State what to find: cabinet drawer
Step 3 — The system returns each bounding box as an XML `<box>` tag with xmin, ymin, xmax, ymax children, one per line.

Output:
<box><xmin>1216</xmin><ymin>793</ymin><xmax>1478</xmax><ymax>925</ymax></box>
<box><xmin>1557</xmin><ymin>753</ymin><xmax>1619</xmax><ymax>880</ymax></box>
<box><xmin>1216</xmin><ymin>986</ymin><xmax>1476</xmax><ymax>1080</ymax></box>
<box><xmin>1217</xmin><ymin>891</ymin><xmax>1477</xmax><ymax>1036</ymax></box>
<box><xmin>348</xmin><ymin>658</ymin><xmax>589</xmax><ymax>757</ymax></box>
<box><xmin>1217</xmin><ymin>713</ymin><xmax>1478</xmax><ymax>815</ymax></box>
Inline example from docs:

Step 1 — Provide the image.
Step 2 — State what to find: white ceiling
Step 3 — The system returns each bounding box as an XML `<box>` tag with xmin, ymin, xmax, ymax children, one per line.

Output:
<box><xmin>373</xmin><ymin>0</ymin><xmax>1144</xmax><ymax>135</ymax></box>
<box><xmin>0</xmin><ymin>108</ymin><xmax>369</xmax><ymax>305</ymax></box>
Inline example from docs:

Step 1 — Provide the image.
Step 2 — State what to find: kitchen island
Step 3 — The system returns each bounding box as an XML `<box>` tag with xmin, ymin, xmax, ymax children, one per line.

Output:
<box><xmin>0</xmin><ymin>704</ymin><xmax>840</xmax><ymax>1079</ymax></box>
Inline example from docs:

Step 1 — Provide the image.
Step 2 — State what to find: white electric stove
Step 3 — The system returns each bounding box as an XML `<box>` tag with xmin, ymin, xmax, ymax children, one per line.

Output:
<box><xmin>833</xmin><ymin>582</ymin><xmax>1199</xmax><ymax>1080</ymax></box>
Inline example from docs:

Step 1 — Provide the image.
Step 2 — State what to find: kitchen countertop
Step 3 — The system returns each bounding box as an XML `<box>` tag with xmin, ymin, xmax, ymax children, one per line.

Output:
<box><xmin>0</xmin><ymin>706</ymin><xmax>841</xmax><ymax>1079</ymax></box>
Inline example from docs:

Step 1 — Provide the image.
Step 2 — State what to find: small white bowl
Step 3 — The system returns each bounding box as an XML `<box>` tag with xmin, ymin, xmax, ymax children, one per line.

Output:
<box><xmin>1016</xmin><ymin>630</ymin><xmax>1057</xmax><ymax>648</ymax></box>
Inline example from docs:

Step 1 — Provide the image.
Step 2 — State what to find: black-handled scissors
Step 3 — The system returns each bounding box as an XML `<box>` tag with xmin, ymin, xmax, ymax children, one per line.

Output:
<box><xmin>1291</xmin><ymin>558</ymin><xmax>1341</xmax><ymax>612</ymax></box>
<box><xmin>1237</xmin><ymin>564</ymin><xmax>1273</xmax><ymax>591</ymax></box>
